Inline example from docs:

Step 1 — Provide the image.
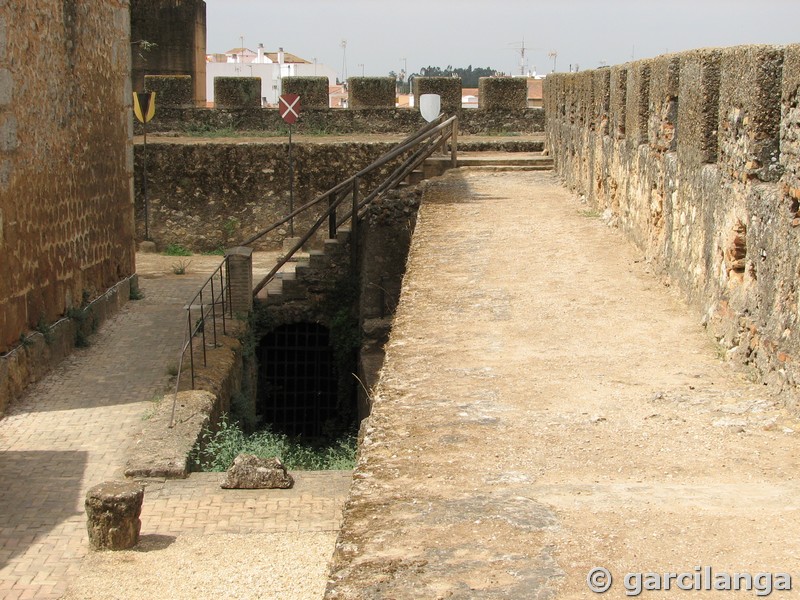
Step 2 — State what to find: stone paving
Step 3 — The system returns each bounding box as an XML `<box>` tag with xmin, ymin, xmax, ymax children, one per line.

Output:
<box><xmin>0</xmin><ymin>264</ymin><xmax>350</xmax><ymax>599</ymax></box>
<box><xmin>0</xmin><ymin>274</ymin><xmax>198</xmax><ymax>599</ymax></box>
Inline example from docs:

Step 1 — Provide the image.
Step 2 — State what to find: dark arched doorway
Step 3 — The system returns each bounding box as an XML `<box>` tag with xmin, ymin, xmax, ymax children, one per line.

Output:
<box><xmin>256</xmin><ymin>323</ymin><xmax>339</xmax><ymax>438</ymax></box>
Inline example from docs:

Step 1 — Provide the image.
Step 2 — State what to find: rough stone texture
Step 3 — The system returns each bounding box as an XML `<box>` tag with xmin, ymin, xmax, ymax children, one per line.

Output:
<box><xmin>545</xmin><ymin>44</ymin><xmax>800</xmax><ymax>400</ymax></box>
<box><xmin>347</xmin><ymin>77</ymin><xmax>396</xmax><ymax>109</ymax></box>
<box><xmin>125</xmin><ymin>389</ymin><xmax>215</xmax><ymax>479</ymax></box>
<box><xmin>85</xmin><ymin>481</ymin><xmax>144</xmax><ymax>551</ymax></box>
<box><xmin>282</xmin><ymin>76</ymin><xmax>329</xmax><ymax>109</ymax></box>
<box><xmin>131</xmin><ymin>0</ymin><xmax>206</xmax><ymax>104</ymax></box>
<box><xmin>718</xmin><ymin>45</ymin><xmax>784</xmax><ymax>183</ymax></box>
<box><xmin>214</xmin><ymin>77</ymin><xmax>262</xmax><ymax>108</ymax></box>
<box><xmin>478</xmin><ymin>77</ymin><xmax>527</xmax><ymax>110</ymax></box>
<box><xmin>625</xmin><ymin>60</ymin><xmax>652</xmax><ymax>148</ymax></box>
<box><xmin>782</xmin><ymin>44</ymin><xmax>800</xmax><ymax>203</ymax></box>
<box><xmin>220</xmin><ymin>454</ymin><xmax>294</xmax><ymax>489</ymax></box>
<box><xmin>677</xmin><ymin>49</ymin><xmax>722</xmax><ymax>166</ymax></box>
<box><xmin>609</xmin><ymin>64</ymin><xmax>628</xmax><ymax>139</ymax></box>
<box><xmin>413</xmin><ymin>77</ymin><xmax>462</xmax><ymax>115</ymax></box>
<box><xmin>134</xmin><ymin>106</ymin><xmax>545</xmax><ymax>135</ymax></box>
<box><xmin>648</xmin><ymin>55</ymin><xmax>680</xmax><ymax>153</ymax></box>
<box><xmin>0</xmin><ymin>2</ymin><xmax>135</xmax><ymax>365</ymax></box>
<box><xmin>145</xmin><ymin>75</ymin><xmax>194</xmax><ymax>108</ymax></box>
<box><xmin>134</xmin><ymin>141</ymin><xmax>404</xmax><ymax>251</ymax></box>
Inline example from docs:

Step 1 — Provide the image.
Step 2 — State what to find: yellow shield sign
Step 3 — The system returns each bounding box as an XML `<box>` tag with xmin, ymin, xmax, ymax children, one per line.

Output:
<box><xmin>133</xmin><ymin>92</ymin><xmax>156</xmax><ymax>124</ymax></box>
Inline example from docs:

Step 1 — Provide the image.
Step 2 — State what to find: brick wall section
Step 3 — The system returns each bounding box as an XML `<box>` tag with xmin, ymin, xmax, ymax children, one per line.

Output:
<box><xmin>545</xmin><ymin>43</ymin><xmax>800</xmax><ymax>399</ymax></box>
<box><xmin>0</xmin><ymin>0</ymin><xmax>135</xmax><ymax>355</ymax></box>
<box><xmin>131</xmin><ymin>0</ymin><xmax>207</xmax><ymax>105</ymax></box>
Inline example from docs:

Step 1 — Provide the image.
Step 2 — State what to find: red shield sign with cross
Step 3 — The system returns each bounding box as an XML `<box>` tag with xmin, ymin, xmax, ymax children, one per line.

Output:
<box><xmin>279</xmin><ymin>94</ymin><xmax>301</xmax><ymax>124</ymax></box>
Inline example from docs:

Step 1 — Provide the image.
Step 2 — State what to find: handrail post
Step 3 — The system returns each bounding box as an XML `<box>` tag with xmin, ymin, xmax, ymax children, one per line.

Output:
<box><xmin>451</xmin><ymin>116</ymin><xmax>458</xmax><ymax>168</ymax></box>
<box><xmin>351</xmin><ymin>177</ymin><xmax>359</xmax><ymax>274</ymax></box>
<box><xmin>328</xmin><ymin>192</ymin><xmax>337</xmax><ymax>239</ymax></box>
<box><xmin>210</xmin><ymin>276</ymin><xmax>218</xmax><ymax>348</ymax></box>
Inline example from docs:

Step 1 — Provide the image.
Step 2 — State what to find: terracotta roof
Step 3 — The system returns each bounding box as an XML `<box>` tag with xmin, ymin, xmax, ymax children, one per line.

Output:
<box><xmin>224</xmin><ymin>47</ymin><xmax>256</xmax><ymax>55</ymax></box>
<box><xmin>265</xmin><ymin>52</ymin><xmax>310</xmax><ymax>64</ymax></box>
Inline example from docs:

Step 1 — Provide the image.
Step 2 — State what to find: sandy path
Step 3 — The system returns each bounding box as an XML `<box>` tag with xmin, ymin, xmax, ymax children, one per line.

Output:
<box><xmin>326</xmin><ymin>169</ymin><xmax>800</xmax><ymax>598</ymax></box>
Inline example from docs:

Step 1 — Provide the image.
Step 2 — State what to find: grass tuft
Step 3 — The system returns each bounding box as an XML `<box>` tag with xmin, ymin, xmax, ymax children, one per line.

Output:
<box><xmin>192</xmin><ymin>417</ymin><xmax>357</xmax><ymax>472</ymax></box>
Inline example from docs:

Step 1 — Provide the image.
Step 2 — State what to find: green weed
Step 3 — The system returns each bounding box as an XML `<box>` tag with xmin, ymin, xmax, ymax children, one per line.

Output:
<box><xmin>163</xmin><ymin>243</ymin><xmax>192</xmax><ymax>257</ymax></box>
<box><xmin>171</xmin><ymin>259</ymin><xmax>191</xmax><ymax>275</ymax></box>
<box><xmin>192</xmin><ymin>417</ymin><xmax>357</xmax><ymax>472</ymax></box>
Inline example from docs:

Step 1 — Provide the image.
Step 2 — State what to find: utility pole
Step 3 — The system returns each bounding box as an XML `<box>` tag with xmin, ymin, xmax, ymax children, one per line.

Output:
<box><xmin>340</xmin><ymin>39</ymin><xmax>348</xmax><ymax>85</ymax></box>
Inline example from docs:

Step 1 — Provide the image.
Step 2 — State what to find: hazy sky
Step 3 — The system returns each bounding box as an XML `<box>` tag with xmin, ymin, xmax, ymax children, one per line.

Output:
<box><xmin>206</xmin><ymin>0</ymin><xmax>800</xmax><ymax>78</ymax></box>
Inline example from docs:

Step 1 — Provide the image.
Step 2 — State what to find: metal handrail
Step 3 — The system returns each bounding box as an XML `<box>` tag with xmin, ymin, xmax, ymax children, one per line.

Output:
<box><xmin>250</xmin><ymin>115</ymin><xmax>458</xmax><ymax>296</ymax></box>
<box><xmin>168</xmin><ymin>115</ymin><xmax>458</xmax><ymax>427</ymax></box>
<box><xmin>169</xmin><ymin>256</ymin><xmax>231</xmax><ymax>427</ymax></box>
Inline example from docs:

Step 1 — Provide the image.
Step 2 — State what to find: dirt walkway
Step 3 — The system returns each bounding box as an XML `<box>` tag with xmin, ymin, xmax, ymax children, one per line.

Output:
<box><xmin>327</xmin><ymin>170</ymin><xmax>800</xmax><ymax>598</ymax></box>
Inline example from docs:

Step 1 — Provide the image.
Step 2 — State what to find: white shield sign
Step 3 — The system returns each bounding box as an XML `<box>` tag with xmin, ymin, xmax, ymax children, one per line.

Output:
<box><xmin>419</xmin><ymin>94</ymin><xmax>441</xmax><ymax>122</ymax></box>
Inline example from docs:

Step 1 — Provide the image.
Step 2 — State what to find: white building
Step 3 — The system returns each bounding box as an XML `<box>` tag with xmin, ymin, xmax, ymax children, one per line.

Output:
<box><xmin>206</xmin><ymin>45</ymin><xmax>338</xmax><ymax>106</ymax></box>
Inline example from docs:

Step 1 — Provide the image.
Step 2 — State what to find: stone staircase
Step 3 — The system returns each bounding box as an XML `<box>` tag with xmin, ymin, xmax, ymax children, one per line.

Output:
<box><xmin>416</xmin><ymin>151</ymin><xmax>553</xmax><ymax>181</ymax></box>
<box><xmin>255</xmin><ymin>228</ymin><xmax>351</xmax><ymax>305</ymax></box>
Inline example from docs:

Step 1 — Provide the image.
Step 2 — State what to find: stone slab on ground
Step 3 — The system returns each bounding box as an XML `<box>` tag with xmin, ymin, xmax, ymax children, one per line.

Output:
<box><xmin>124</xmin><ymin>390</ymin><xmax>216</xmax><ymax>479</ymax></box>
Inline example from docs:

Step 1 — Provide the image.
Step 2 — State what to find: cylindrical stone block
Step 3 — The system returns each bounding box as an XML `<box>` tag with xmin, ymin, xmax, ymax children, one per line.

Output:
<box><xmin>85</xmin><ymin>481</ymin><xmax>144</xmax><ymax>550</ymax></box>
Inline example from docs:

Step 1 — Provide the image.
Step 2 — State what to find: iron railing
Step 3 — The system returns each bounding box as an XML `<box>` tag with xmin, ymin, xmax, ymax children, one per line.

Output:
<box><xmin>169</xmin><ymin>257</ymin><xmax>231</xmax><ymax>427</ymax></box>
<box><xmin>245</xmin><ymin>114</ymin><xmax>458</xmax><ymax>294</ymax></box>
<box><xmin>168</xmin><ymin>115</ymin><xmax>458</xmax><ymax>426</ymax></box>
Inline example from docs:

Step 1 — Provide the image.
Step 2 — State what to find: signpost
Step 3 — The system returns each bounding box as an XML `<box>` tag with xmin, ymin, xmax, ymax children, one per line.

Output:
<box><xmin>279</xmin><ymin>94</ymin><xmax>301</xmax><ymax>237</ymax></box>
<box><xmin>133</xmin><ymin>92</ymin><xmax>156</xmax><ymax>240</ymax></box>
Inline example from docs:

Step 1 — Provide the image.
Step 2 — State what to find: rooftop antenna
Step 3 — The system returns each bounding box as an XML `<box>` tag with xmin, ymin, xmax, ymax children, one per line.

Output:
<box><xmin>548</xmin><ymin>50</ymin><xmax>557</xmax><ymax>73</ymax></box>
<box><xmin>510</xmin><ymin>38</ymin><xmax>527</xmax><ymax>76</ymax></box>
<box><xmin>340</xmin><ymin>39</ymin><xmax>348</xmax><ymax>84</ymax></box>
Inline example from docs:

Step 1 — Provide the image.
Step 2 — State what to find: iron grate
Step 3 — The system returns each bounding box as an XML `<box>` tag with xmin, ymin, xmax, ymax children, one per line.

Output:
<box><xmin>257</xmin><ymin>323</ymin><xmax>339</xmax><ymax>438</ymax></box>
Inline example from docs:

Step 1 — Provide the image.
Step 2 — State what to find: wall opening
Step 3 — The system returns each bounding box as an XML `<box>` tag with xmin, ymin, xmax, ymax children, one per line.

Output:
<box><xmin>256</xmin><ymin>322</ymin><xmax>352</xmax><ymax>439</ymax></box>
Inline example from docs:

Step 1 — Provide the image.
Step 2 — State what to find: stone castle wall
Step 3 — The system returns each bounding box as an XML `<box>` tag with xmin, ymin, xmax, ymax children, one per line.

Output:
<box><xmin>131</xmin><ymin>0</ymin><xmax>207</xmax><ymax>104</ymax></box>
<box><xmin>544</xmin><ymin>44</ymin><xmax>800</xmax><ymax>396</ymax></box>
<box><xmin>134</xmin><ymin>141</ymin><xmax>404</xmax><ymax>251</ymax></box>
<box><xmin>0</xmin><ymin>0</ymin><xmax>135</xmax><ymax>410</ymax></box>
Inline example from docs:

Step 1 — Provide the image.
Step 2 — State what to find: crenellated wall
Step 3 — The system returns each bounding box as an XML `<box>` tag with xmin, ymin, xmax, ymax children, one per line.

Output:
<box><xmin>544</xmin><ymin>44</ymin><xmax>800</xmax><ymax>396</ymax></box>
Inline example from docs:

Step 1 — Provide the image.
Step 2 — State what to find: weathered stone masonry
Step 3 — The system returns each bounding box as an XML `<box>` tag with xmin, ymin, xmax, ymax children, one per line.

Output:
<box><xmin>544</xmin><ymin>44</ymin><xmax>800</xmax><ymax>398</ymax></box>
<box><xmin>0</xmin><ymin>1</ymin><xmax>135</xmax><ymax>409</ymax></box>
